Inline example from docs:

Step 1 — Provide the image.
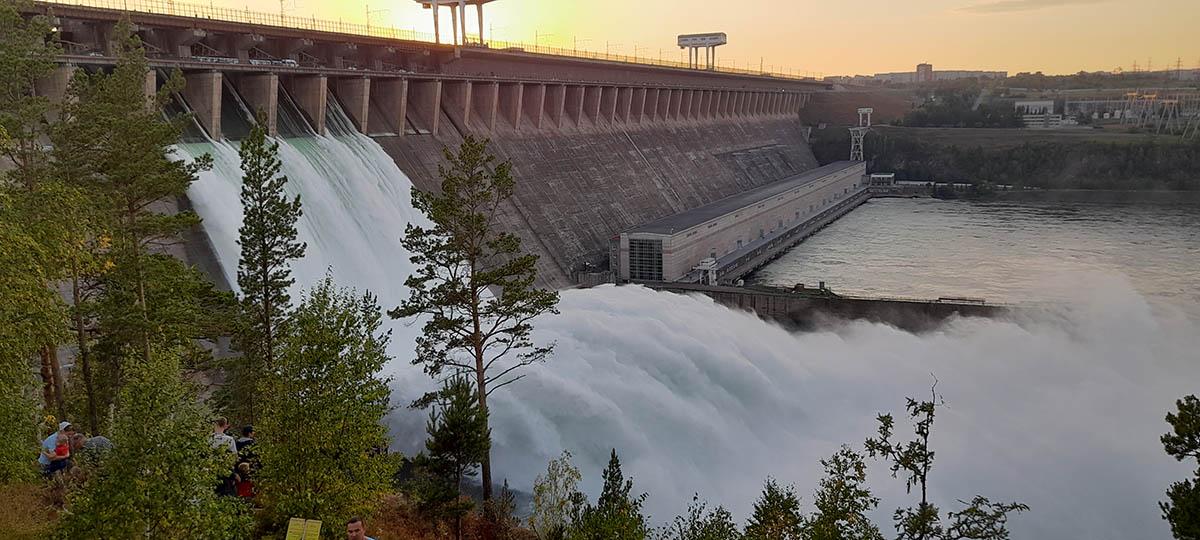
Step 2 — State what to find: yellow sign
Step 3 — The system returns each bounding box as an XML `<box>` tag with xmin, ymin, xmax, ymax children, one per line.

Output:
<box><xmin>285</xmin><ymin>517</ymin><xmax>322</xmax><ymax>540</ymax></box>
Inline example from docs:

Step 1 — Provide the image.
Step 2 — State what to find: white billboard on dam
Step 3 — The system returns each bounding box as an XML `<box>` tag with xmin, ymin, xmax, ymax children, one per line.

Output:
<box><xmin>677</xmin><ymin>32</ymin><xmax>728</xmax><ymax>47</ymax></box>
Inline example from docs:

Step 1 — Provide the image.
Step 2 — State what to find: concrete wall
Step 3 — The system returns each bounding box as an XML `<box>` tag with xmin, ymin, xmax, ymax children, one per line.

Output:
<box><xmin>375</xmin><ymin>113</ymin><xmax>817</xmax><ymax>289</ymax></box>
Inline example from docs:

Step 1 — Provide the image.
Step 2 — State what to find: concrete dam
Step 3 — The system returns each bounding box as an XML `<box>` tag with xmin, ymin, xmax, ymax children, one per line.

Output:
<box><xmin>30</xmin><ymin>0</ymin><xmax>831</xmax><ymax>290</ymax></box>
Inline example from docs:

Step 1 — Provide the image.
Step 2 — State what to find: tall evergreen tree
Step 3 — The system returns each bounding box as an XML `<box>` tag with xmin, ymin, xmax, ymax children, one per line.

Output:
<box><xmin>803</xmin><ymin>446</ymin><xmax>882</xmax><ymax>540</ymax></box>
<box><xmin>256</xmin><ymin>275</ymin><xmax>396</xmax><ymax>532</ymax></box>
<box><xmin>227</xmin><ymin>114</ymin><xmax>304</xmax><ymax>423</ymax></box>
<box><xmin>1161</xmin><ymin>395</ymin><xmax>1200</xmax><ymax>539</ymax></box>
<box><xmin>392</xmin><ymin>135</ymin><xmax>559</xmax><ymax>499</ymax></box>
<box><xmin>56</xmin><ymin>347</ymin><xmax>253</xmax><ymax>539</ymax></box>
<box><xmin>52</xmin><ymin>21</ymin><xmax>217</xmax><ymax>367</ymax></box>
<box><xmin>743</xmin><ymin>479</ymin><xmax>804</xmax><ymax>540</ymax></box>
<box><xmin>0</xmin><ymin>0</ymin><xmax>70</xmax><ymax>419</ymax></box>
<box><xmin>50</xmin><ymin>22</ymin><xmax>233</xmax><ymax>424</ymax></box>
<box><xmin>568</xmin><ymin>449</ymin><xmax>649</xmax><ymax>540</ymax></box>
<box><xmin>418</xmin><ymin>376</ymin><xmax>491</xmax><ymax>540</ymax></box>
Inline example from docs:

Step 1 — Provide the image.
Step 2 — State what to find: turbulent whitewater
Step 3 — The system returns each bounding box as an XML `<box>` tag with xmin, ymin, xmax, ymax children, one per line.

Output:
<box><xmin>177</xmin><ymin>102</ymin><xmax>1198</xmax><ymax>539</ymax></box>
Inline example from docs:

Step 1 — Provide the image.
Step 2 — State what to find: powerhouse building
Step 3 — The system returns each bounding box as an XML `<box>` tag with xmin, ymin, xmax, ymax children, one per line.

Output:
<box><xmin>615</xmin><ymin>161</ymin><xmax>867</xmax><ymax>283</ymax></box>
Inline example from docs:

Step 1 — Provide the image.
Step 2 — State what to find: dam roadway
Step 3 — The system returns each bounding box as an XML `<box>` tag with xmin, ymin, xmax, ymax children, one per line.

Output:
<box><xmin>28</xmin><ymin>0</ymin><xmax>848</xmax><ymax>289</ymax></box>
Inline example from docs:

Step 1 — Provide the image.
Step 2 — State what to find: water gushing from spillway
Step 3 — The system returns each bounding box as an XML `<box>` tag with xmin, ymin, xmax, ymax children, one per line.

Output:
<box><xmin>176</xmin><ymin>88</ymin><xmax>1198</xmax><ymax>539</ymax></box>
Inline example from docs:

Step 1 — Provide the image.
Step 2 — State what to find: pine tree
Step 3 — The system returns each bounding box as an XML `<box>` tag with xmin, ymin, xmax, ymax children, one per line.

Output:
<box><xmin>803</xmin><ymin>446</ymin><xmax>882</xmax><ymax>540</ymax></box>
<box><xmin>227</xmin><ymin>114</ymin><xmax>304</xmax><ymax>423</ymax></box>
<box><xmin>568</xmin><ymin>449</ymin><xmax>649</xmax><ymax>540</ymax></box>
<box><xmin>56</xmin><ymin>347</ymin><xmax>253</xmax><ymax>538</ymax></box>
<box><xmin>256</xmin><ymin>275</ymin><xmax>396</xmax><ymax>532</ymax></box>
<box><xmin>421</xmin><ymin>376</ymin><xmax>490</xmax><ymax>540</ymax></box>
<box><xmin>0</xmin><ymin>0</ymin><xmax>70</xmax><ymax>420</ymax></box>
<box><xmin>51</xmin><ymin>21</ymin><xmax>217</xmax><ymax>368</ymax></box>
<box><xmin>659</xmin><ymin>495</ymin><xmax>741</xmax><ymax>540</ymax></box>
<box><xmin>392</xmin><ymin>135</ymin><xmax>559</xmax><ymax>499</ymax></box>
<box><xmin>49</xmin><ymin>22</ymin><xmax>233</xmax><ymax>423</ymax></box>
<box><xmin>744</xmin><ymin>479</ymin><xmax>804</xmax><ymax>540</ymax></box>
<box><xmin>1161</xmin><ymin>395</ymin><xmax>1200</xmax><ymax>539</ymax></box>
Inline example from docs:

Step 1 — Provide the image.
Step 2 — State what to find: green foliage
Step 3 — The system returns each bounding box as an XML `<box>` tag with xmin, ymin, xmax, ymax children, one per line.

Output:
<box><xmin>804</xmin><ymin>446</ymin><xmax>882</xmax><ymax>540</ymax></box>
<box><xmin>256</xmin><ymin>275</ymin><xmax>396</xmax><ymax>536</ymax></box>
<box><xmin>481</xmin><ymin>480</ymin><xmax>523</xmax><ymax>540</ymax></box>
<box><xmin>56</xmin><ymin>347</ymin><xmax>253</xmax><ymax>539</ymax></box>
<box><xmin>410</xmin><ymin>376</ymin><xmax>491</xmax><ymax>538</ymax></box>
<box><xmin>45</xmin><ymin>20</ymin><xmax>232</xmax><ymax>427</ymax></box>
<box><xmin>943</xmin><ymin>497</ymin><xmax>1028</xmax><ymax>540</ymax></box>
<box><xmin>898</xmin><ymin>85</ymin><xmax>1022</xmax><ymax>129</ymax></box>
<box><xmin>224</xmin><ymin>114</ymin><xmax>305</xmax><ymax>424</ymax></box>
<box><xmin>425</xmin><ymin>376</ymin><xmax>490</xmax><ymax>493</ymax></box>
<box><xmin>862</xmin><ymin>132</ymin><xmax>1200</xmax><ymax>190</ymax></box>
<box><xmin>865</xmin><ymin>390</ymin><xmax>1026</xmax><ymax>540</ymax></box>
<box><xmin>530</xmin><ymin>450</ymin><xmax>585</xmax><ymax>540</ymax></box>
<box><xmin>568</xmin><ymin>449</ymin><xmax>649</xmax><ymax>540</ymax></box>
<box><xmin>51</xmin><ymin>21</ymin><xmax>216</xmax><ymax>364</ymax></box>
<box><xmin>743</xmin><ymin>479</ymin><xmax>804</xmax><ymax>540</ymax></box>
<box><xmin>0</xmin><ymin>0</ymin><xmax>60</xmax><ymax>184</ymax></box>
<box><xmin>1161</xmin><ymin>395</ymin><xmax>1200</xmax><ymax>539</ymax></box>
<box><xmin>0</xmin><ymin>191</ymin><xmax>56</xmax><ymax>482</ymax></box>
<box><xmin>392</xmin><ymin>135</ymin><xmax>559</xmax><ymax>498</ymax></box>
<box><xmin>658</xmin><ymin>494</ymin><xmax>741</xmax><ymax>540</ymax></box>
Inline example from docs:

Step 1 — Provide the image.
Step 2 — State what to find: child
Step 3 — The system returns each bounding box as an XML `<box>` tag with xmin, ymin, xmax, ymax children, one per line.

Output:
<box><xmin>235</xmin><ymin>461</ymin><xmax>254</xmax><ymax>499</ymax></box>
<box><xmin>45</xmin><ymin>434</ymin><xmax>70</xmax><ymax>475</ymax></box>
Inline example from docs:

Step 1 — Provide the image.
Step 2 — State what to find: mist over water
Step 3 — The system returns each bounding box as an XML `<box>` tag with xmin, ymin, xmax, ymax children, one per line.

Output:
<box><xmin>177</xmin><ymin>103</ymin><xmax>1199</xmax><ymax>538</ymax></box>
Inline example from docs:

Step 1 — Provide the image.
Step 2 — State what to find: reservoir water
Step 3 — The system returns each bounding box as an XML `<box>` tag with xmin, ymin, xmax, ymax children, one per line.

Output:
<box><xmin>750</xmin><ymin>196</ymin><xmax>1200</xmax><ymax>315</ymax></box>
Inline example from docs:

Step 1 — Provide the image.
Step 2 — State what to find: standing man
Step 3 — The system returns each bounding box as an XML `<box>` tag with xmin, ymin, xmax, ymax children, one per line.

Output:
<box><xmin>210</xmin><ymin>417</ymin><xmax>237</xmax><ymax>496</ymax></box>
<box><xmin>345</xmin><ymin>517</ymin><xmax>376</xmax><ymax>540</ymax></box>
<box><xmin>210</xmin><ymin>417</ymin><xmax>236</xmax><ymax>454</ymax></box>
<box><xmin>38</xmin><ymin>422</ymin><xmax>74</xmax><ymax>476</ymax></box>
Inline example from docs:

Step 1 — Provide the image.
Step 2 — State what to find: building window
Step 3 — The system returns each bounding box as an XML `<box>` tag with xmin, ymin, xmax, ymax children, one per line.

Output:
<box><xmin>628</xmin><ymin>238</ymin><xmax>663</xmax><ymax>281</ymax></box>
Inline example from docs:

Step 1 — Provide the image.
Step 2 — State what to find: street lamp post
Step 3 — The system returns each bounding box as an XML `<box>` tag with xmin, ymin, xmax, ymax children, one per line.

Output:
<box><xmin>535</xmin><ymin>31</ymin><xmax>553</xmax><ymax>49</ymax></box>
<box><xmin>574</xmin><ymin>36</ymin><xmax>591</xmax><ymax>53</ymax></box>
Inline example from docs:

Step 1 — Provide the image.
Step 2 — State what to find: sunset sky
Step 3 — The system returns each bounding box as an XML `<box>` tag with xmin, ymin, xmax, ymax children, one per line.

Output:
<box><xmin>214</xmin><ymin>0</ymin><xmax>1198</xmax><ymax>77</ymax></box>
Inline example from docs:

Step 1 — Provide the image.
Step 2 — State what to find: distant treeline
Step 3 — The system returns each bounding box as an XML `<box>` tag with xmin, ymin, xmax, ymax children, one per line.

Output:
<box><xmin>811</xmin><ymin>130</ymin><xmax>1200</xmax><ymax>190</ymax></box>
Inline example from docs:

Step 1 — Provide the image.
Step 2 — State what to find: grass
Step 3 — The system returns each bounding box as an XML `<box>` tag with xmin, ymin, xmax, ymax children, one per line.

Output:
<box><xmin>0</xmin><ymin>482</ymin><xmax>58</xmax><ymax>540</ymax></box>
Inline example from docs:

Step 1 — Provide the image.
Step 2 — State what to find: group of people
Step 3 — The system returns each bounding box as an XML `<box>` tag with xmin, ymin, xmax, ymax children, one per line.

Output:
<box><xmin>38</xmin><ymin>421</ymin><xmax>112</xmax><ymax>477</ymax></box>
<box><xmin>210</xmin><ymin>417</ymin><xmax>257</xmax><ymax>499</ymax></box>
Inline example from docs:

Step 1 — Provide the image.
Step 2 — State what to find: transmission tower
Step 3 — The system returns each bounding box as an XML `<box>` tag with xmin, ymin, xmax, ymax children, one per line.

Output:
<box><xmin>848</xmin><ymin>107</ymin><xmax>872</xmax><ymax>162</ymax></box>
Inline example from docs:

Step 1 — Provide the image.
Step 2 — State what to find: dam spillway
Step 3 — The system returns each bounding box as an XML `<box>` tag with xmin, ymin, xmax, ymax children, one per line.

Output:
<box><xmin>29</xmin><ymin>0</ymin><xmax>830</xmax><ymax>288</ymax></box>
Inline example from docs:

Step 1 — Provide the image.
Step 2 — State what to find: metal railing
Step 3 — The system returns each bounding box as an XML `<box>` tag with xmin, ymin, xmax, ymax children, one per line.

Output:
<box><xmin>41</xmin><ymin>0</ymin><xmax>821</xmax><ymax>81</ymax></box>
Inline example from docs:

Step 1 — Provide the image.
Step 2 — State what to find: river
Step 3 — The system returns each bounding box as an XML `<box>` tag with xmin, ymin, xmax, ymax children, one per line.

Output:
<box><xmin>750</xmin><ymin>196</ymin><xmax>1200</xmax><ymax>315</ymax></box>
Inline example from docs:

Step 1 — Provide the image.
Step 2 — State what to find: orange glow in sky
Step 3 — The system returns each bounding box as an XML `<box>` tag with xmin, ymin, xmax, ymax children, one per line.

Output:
<box><xmin>219</xmin><ymin>0</ymin><xmax>1198</xmax><ymax>76</ymax></box>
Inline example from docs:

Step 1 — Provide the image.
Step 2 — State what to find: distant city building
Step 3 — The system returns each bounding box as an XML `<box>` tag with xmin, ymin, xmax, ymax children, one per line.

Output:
<box><xmin>917</xmin><ymin>63</ymin><xmax>934</xmax><ymax>83</ymax></box>
<box><xmin>825</xmin><ymin>68</ymin><xmax>1008</xmax><ymax>86</ymax></box>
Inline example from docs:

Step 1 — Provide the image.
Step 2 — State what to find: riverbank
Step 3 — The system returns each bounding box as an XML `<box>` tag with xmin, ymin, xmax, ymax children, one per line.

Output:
<box><xmin>809</xmin><ymin>126</ymin><xmax>1200</xmax><ymax>191</ymax></box>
